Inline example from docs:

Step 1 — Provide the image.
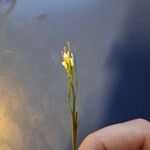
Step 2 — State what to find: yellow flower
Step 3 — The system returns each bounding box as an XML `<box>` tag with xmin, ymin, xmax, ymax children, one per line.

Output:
<box><xmin>62</xmin><ymin>43</ymin><xmax>74</xmax><ymax>75</ymax></box>
<box><xmin>61</xmin><ymin>41</ymin><xmax>79</xmax><ymax>150</ymax></box>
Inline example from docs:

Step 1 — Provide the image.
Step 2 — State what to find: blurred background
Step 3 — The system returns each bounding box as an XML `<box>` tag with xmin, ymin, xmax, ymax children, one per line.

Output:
<box><xmin>0</xmin><ymin>0</ymin><xmax>150</xmax><ymax>149</ymax></box>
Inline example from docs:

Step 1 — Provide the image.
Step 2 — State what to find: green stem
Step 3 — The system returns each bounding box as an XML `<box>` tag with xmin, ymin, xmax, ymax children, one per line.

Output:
<box><xmin>68</xmin><ymin>73</ymin><xmax>78</xmax><ymax>150</ymax></box>
<box><xmin>68</xmin><ymin>80</ymin><xmax>73</xmax><ymax>117</ymax></box>
<box><xmin>71</xmin><ymin>81</ymin><xmax>77</xmax><ymax>150</ymax></box>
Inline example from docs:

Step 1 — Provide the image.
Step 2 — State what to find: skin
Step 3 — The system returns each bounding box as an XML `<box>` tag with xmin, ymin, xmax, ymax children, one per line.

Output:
<box><xmin>79</xmin><ymin>119</ymin><xmax>150</xmax><ymax>150</ymax></box>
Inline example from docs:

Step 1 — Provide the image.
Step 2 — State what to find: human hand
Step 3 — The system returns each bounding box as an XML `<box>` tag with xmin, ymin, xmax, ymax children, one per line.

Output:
<box><xmin>79</xmin><ymin>119</ymin><xmax>150</xmax><ymax>150</ymax></box>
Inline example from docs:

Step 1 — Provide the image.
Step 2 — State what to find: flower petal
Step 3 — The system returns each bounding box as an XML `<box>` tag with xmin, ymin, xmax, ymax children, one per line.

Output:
<box><xmin>62</xmin><ymin>61</ymin><xmax>67</xmax><ymax>69</ymax></box>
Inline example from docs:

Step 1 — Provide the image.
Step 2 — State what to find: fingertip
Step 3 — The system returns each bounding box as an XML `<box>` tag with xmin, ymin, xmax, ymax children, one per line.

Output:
<box><xmin>78</xmin><ymin>119</ymin><xmax>150</xmax><ymax>150</ymax></box>
<box><xmin>130</xmin><ymin>118</ymin><xmax>150</xmax><ymax>127</ymax></box>
<box><xmin>79</xmin><ymin>133</ymin><xmax>106</xmax><ymax>150</ymax></box>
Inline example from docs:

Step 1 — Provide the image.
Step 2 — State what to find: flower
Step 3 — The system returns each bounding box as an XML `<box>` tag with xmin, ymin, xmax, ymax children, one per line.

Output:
<box><xmin>61</xmin><ymin>41</ymin><xmax>79</xmax><ymax>150</ymax></box>
<box><xmin>62</xmin><ymin>42</ymin><xmax>74</xmax><ymax>75</ymax></box>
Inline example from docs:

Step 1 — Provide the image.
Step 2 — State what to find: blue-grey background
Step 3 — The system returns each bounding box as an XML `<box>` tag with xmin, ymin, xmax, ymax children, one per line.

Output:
<box><xmin>0</xmin><ymin>0</ymin><xmax>150</xmax><ymax>149</ymax></box>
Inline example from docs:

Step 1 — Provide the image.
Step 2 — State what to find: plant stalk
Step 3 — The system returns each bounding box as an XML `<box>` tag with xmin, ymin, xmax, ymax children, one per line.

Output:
<box><xmin>68</xmin><ymin>76</ymin><xmax>78</xmax><ymax>150</ymax></box>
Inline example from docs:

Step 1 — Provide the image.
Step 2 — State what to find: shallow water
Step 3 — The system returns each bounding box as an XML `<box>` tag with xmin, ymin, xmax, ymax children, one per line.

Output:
<box><xmin>0</xmin><ymin>0</ymin><xmax>150</xmax><ymax>149</ymax></box>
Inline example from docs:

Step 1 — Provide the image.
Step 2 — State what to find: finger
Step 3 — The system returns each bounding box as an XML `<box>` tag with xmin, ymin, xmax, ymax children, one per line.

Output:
<box><xmin>79</xmin><ymin>119</ymin><xmax>150</xmax><ymax>150</ymax></box>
